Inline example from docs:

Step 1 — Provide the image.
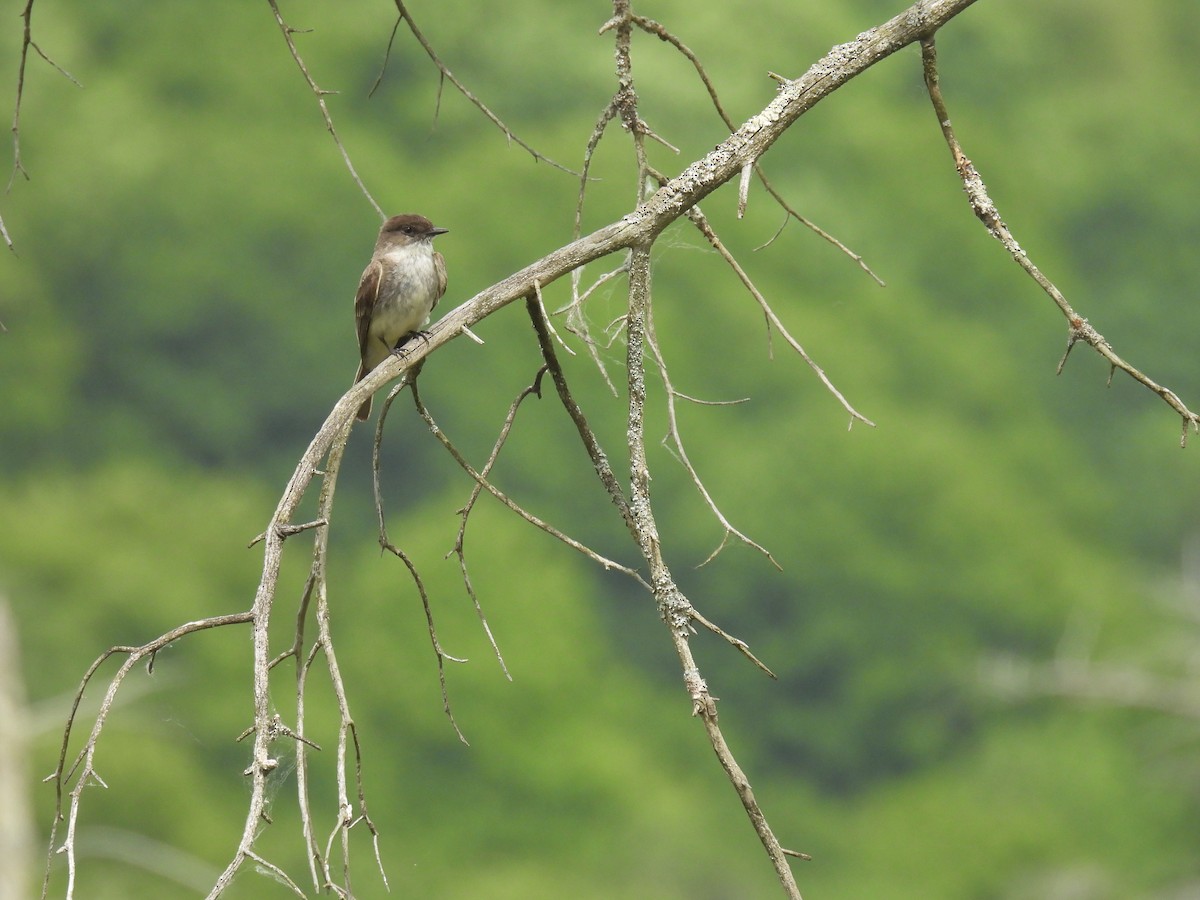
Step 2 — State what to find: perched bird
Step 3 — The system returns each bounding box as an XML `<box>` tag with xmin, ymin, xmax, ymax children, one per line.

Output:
<box><xmin>352</xmin><ymin>214</ymin><xmax>448</xmax><ymax>420</ymax></box>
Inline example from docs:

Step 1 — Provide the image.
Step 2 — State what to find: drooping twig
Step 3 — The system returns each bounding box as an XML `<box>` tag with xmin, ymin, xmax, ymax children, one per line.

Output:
<box><xmin>245</xmin><ymin>850</ymin><xmax>306</xmax><ymax>898</ymax></box>
<box><xmin>444</xmin><ymin>371</ymin><xmax>567</xmax><ymax>684</ymax></box>
<box><xmin>642</xmin><ymin>303</ymin><xmax>781</xmax><ymax>570</ymax></box>
<box><xmin>285</xmin><ymin>418</ymin><xmax>391</xmax><ymax>894</ymax></box>
<box><xmin>266</xmin><ymin>0</ymin><xmax>384</xmax><ymax>219</ymax></box>
<box><xmin>6</xmin><ymin>0</ymin><xmax>82</xmax><ymax>251</ymax></box>
<box><xmin>533</xmin><ymin>294</ymin><xmax>782</xmax><ymax>669</ymax></box>
<box><xmin>373</xmin><ymin>380</ymin><xmax>471</xmax><ymax>745</ymax></box>
<box><xmin>410</xmin><ymin>378</ymin><xmax>647</xmax><ymax>586</ymax></box>
<box><xmin>526</xmin><ymin>295</ymin><xmax>636</xmax><ymax>538</ymax></box>
<box><xmin>649</xmin><ymin>165</ymin><xmax>874</xmax><ymax>430</ymax></box>
<box><xmin>687</xmin><ymin>606</ymin><xmax>777</xmax><ymax>678</ymax></box>
<box><xmin>569</xmin><ymin>2</ymin><xmax>662</xmax><ymax>391</ymax></box>
<box><xmin>629</xmin><ymin>12</ymin><xmax>884</xmax><ymax>284</ymax></box>
<box><xmin>623</xmin><ymin>242</ymin><xmax>804</xmax><ymax>898</ymax></box>
<box><xmin>41</xmin><ymin>612</ymin><xmax>254</xmax><ymax>899</ymax></box>
<box><xmin>207</xmin><ymin>412</ymin><xmax>358</xmax><ymax>898</ymax></box>
<box><xmin>388</xmin><ymin>1</ymin><xmax>577</xmax><ymax>175</ymax></box>
<box><xmin>920</xmin><ymin>36</ymin><xmax>1199</xmax><ymax>447</ymax></box>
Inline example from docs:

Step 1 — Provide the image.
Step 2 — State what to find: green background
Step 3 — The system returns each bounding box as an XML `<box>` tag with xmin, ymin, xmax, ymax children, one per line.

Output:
<box><xmin>2</xmin><ymin>1</ymin><xmax>1198</xmax><ymax>897</ymax></box>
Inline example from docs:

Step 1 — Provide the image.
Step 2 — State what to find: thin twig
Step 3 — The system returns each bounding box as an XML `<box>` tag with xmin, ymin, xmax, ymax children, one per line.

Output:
<box><xmin>209</xmin><ymin>413</ymin><xmax>357</xmax><ymax>897</ymax></box>
<box><xmin>574</xmin><ymin>98</ymin><xmax>620</xmax><ymax>241</ymax></box>
<box><xmin>643</xmin><ymin>301</ymin><xmax>782</xmax><ymax>569</ymax></box>
<box><xmin>630</xmin><ymin>12</ymin><xmax>884</xmax><ymax>284</ymax></box>
<box><xmin>561</xmin><ymin>263</ymin><xmax>629</xmax><ymax>396</ymax></box>
<box><xmin>42</xmin><ymin>612</ymin><xmax>254</xmax><ymax>900</ymax></box>
<box><xmin>374</xmin><ymin>382</ymin><xmax>472</xmax><ymax>745</ymax></box>
<box><xmin>444</xmin><ymin>371</ymin><xmax>562</xmax><ymax>683</ymax></box>
<box><xmin>623</xmin><ymin>241</ymin><xmax>802</xmax><ymax>897</ymax></box>
<box><xmin>567</xmin><ymin>96</ymin><xmax>620</xmax><ymax>380</ymax></box>
<box><xmin>688</xmin><ymin>606</ymin><xmax>777</xmax><ymax>678</ymax></box>
<box><xmin>920</xmin><ymin>35</ymin><xmax>1199</xmax><ymax>447</ymax></box>
<box><xmin>756</xmin><ymin>201</ymin><xmax>886</xmax><ymax>287</ymax></box>
<box><xmin>693</xmin><ymin>200</ymin><xmax>876</xmax><ymax>429</ymax></box>
<box><xmin>266</xmin><ymin>0</ymin><xmax>384</xmax><ymax>218</ymax></box>
<box><xmin>411</xmin><ymin>378</ymin><xmax>648</xmax><ymax>586</ymax></box>
<box><xmin>246</xmin><ymin>850</ymin><xmax>307</xmax><ymax>898</ymax></box>
<box><xmin>649</xmin><ymin>165</ymin><xmax>874</xmax><ymax>430</ymax></box>
<box><xmin>6</xmin><ymin>0</ymin><xmax>82</xmax><ymax>251</ymax></box>
<box><xmin>389</xmin><ymin>1</ymin><xmax>578</xmax><ymax>175</ymax></box>
<box><xmin>526</xmin><ymin>296</ymin><xmax>637</xmax><ymax>539</ymax></box>
<box><xmin>616</xmin><ymin>217</ymin><xmax>783</xmax><ymax>565</ymax></box>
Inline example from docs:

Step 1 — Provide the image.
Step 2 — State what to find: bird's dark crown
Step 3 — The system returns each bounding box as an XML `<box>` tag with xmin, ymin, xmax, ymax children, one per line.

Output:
<box><xmin>380</xmin><ymin>214</ymin><xmax>447</xmax><ymax>238</ymax></box>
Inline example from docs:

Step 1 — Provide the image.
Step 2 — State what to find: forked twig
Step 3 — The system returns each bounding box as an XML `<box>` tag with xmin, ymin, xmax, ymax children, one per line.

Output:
<box><xmin>623</xmin><ymin>242</ymin><xmax>804</xmax><ymax>897</ymax></box>
<box><xmin>410</xmin><ymin>378</ymin><xmax>648</xmax><ymax>586</ymax></box>
<box><xmin>533</xmin><ymin>299</ymin><xmax>785</xmax><ymax>672</ymax></box>
<box><xmin>445</xmin><ymin>371</ymin><xmax>567</xmax><ymax>684</ymax></box>
<box><xmin>653</xmin><ymin>167</ymin><xmax>874</xmax><ymax>430</ymax></box>
<box><xmin>688</xmin><ymin>607</ymin><xmax>777</xmax><ymax>678</ymax></box>
<box><xmin>526</xmin><ymin>295</ymin><xmax>637</xmax><ymax>539</ymax></box>
<box><xmin>388</xmin><ymin>1</ymin><xmax>578</xmax><ymax>175</ymax></box>
<box><xmin>266</xmin><ymin>0</ymin><xmax>384</xmax><ymax>218</ymax></box>
<box><xmin>6</xmin><ymin>0</ymin><xmax>82</xmax><ymax>251</ymax></box>
<box><xmin>920</xmin><ymin>35</ymin><xmax>1199</xmax><ymax>447</ymax></box>
<box><xmin>298</xmin><ymin>422</ymin><xmax>390</xmax><ymax>893</ymax></box>
<box><xmin>642</xmin><ymin>300</ymin><xmax>781</xmax><ymax>569</ymax></box>
<box><xmin>41</xmin><ymin>612</ymin><xmax>254</xmax><ymax>899</ymax></box>
<box><xmin>373</xmin><ymin>381</ymin><xmax>471</xmax><ymax>745</ymax></box>
<box><xmin>629</xmin><ymin>12</ymin><xmax>884</xmax><ymax>284</ymax></box>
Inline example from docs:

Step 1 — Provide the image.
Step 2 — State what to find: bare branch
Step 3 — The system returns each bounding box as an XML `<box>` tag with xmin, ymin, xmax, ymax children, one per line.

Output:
<box><xmin>6</xmin><ymin>0</ymin><xmax>82</xmax><ymax>251</ymax></box>
<box><xmin>756</xmin><ymin>201</ymin><xmax>886</xmax><ymax>287</ymax></box>
<box><xmin>920</xmin><ymin>36</ymin><xmax>1200</xmax><ymax>446</ymax></box>
<box><xmin>655</xmin><ymin>175</ymin><xmax>875</xmax><ymax>430</ymax></box>
<box><xmin>444</xmin><ymin>371</ymin><xmax>564</xmax><ymax>683</ymax></box>
<box><xmin>373</xmin><ymin>383</ymin><xmax>472</xmax><ymax>745</ymax></box>
<box><xmin>629</xmin><ymin>12</ymin><xmax>884</xmax><ymax>283</ymax></box>
<box><xmin>642</xmin><ymin>296</ymin><xmax>782</xmax><ymax>569</ymax></box>
<box><xmin>527</xmin><ymin>296</ymin><xmax>637</xmax><ymax>538</ymax></box>
<box><xmin>623</xmin><ymin>241</ymin><xmax>801</xmax><ymax>897</ymax></box>
<box><xmin>266</xmin><ymin>0</ymin><xmax>384</xmax><ymax>218</ymax></box>
<box><xmin>48</xmin><ymin>4</ymin><xmax>1043</xmax><ymax>895</ymax></box>
<box><xmin>42</xmin><ymin>612</ymin><xmax>253</xmax><ymax>899</ymax></box>
<box><xmin>208</xmin><ymin>411</ymin><xmax>356</xmax><ymax>896</ymax></box>
<box><xmin>410</xmin><ymin>378</ymin><xmax>647</xmax><ymax>586</ymax></box>
<box><xmin>388</xmin><ymin>1</ymin><xmax>578</xmax><ymax>175</ymax></box>
<box><xmin>687</xmin><ymin>606</ymin><xmax>777</xmax><ymax>679</ymax></box>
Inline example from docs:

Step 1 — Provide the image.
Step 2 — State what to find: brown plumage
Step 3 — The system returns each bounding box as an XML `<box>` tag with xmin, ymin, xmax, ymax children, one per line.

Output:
<box><xmin>352</xmin><ymin>214</ymin><xmax>448</xmax><ymax>420</ymax></box>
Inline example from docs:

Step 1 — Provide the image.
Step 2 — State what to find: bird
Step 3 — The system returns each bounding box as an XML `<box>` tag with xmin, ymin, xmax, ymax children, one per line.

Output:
<box><xmin>352</xmin><ymin>214</ymin><xmax>448</xmax><ymax>420</ymax></box>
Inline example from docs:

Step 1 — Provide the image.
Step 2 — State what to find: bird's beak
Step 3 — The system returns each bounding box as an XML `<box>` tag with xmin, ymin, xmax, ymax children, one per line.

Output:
<box><xmin>430</xmin><ymin>227</ymin><xmax>450</xmax><ymax>237</ymax></box>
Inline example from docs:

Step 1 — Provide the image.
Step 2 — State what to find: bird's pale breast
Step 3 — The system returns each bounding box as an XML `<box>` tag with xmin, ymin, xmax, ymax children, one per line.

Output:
<box><xmin>363</xmin><ymin>244</ymin><xmax>441</xmax><ymax>370</ymax></box>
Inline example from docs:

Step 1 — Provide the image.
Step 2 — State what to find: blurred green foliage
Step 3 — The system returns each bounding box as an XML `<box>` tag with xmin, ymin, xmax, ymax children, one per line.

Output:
<box><xmin>2</xmin><ymin>1</ymin><xmax>1199</xmax><ymax>897</ymax></box>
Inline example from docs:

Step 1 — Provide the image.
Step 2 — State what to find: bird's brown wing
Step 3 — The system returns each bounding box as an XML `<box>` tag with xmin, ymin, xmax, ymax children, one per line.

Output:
<box><xmin>431</xmin><ymin>250</ymin><xmax>448</xmax><ymax>312</ymax></box>
<box><xmin>354</xmin><ymin>259</ymin><xmax>382</xmax><ymax>370</ymax></box>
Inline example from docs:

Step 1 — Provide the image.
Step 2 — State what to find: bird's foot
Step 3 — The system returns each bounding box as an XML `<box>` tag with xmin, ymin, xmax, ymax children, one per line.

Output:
<box><xmin>389</xmin><ymin>330</ymin><xmax>432</xmax><ymax>356</ymax></box>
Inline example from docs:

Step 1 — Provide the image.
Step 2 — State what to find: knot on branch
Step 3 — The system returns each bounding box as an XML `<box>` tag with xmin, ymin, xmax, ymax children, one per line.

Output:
<box><xmin>684</xmin><ymin>667</ymin><xmax>718</xmax><ymax>719</ymax></box>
